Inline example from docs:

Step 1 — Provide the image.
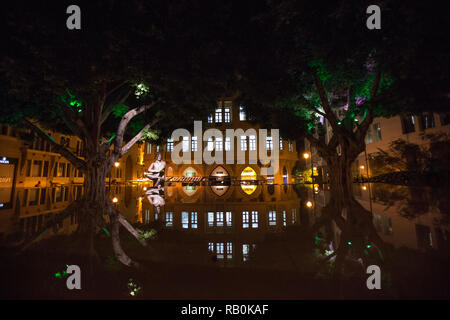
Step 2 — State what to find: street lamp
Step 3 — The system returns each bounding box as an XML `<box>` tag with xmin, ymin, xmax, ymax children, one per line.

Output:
<box><xmin>109</xmin><ymin>162</ymin><xmax>120</xmax><ymax>191</ymax></box>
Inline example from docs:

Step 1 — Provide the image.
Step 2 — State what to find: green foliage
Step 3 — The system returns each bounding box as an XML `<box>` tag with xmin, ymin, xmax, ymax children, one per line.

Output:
<box><xmin>112</xmin><ymin>104</ymin><xmax>130</xmax><ymax>118</ymax></box>
<box><xmin>137</xmin><ymin>228</ymin><xmax>157</xmax><ymax>241</ymax></box>
<box><xmin>140</xmin><ymin>128</ymin><xmax>159</xmax><ymax>142</ymax></box>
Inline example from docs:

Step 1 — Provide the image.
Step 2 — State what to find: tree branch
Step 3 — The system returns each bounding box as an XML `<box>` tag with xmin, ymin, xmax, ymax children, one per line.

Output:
<box><xmin>101</xmin><ymin>88</ymin><xmax>133</xmax><ymax>124</ymax></box>
<box><xmin>21</xmin><ymin>118</ymin><xmax>87</xmax><ymax>171</ymax></box>
<box><xmin>113</xmin><ymin>102</ymin><xmax>157</xmax><ymax>155</ymax></box>
<box><xmin>356</xmin><ymin>70</ymin><xmax>382</xmax><ymax>141</ymax></box>
<box><xmin>121</xmin><ymin>118</ymin><xmax>159</xmax><ymax>156</ymax></box>
<box><xmin>314</xmin><ymin>73</ymin><xmax>341</xmax><ymax>133</ymax></box>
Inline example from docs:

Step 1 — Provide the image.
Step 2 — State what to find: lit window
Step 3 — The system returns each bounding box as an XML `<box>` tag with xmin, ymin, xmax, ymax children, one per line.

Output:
<box><xmin>156</xmin><ymin>145</ymin><xmax>160</xmax><ymax>152</ymax></box>
<box><xmin>249</xmin><ymin>135</ymin><xmax>256</xmax><ymax>151</ymax></box>
<box><xmin>373</xmin><ymin>123</ymin><xmax>382</xmax><ymax>142</ymax></box>
<box><xmin>421</xmin><ymin>113</ymin><xmax>435</xmax><ymax>130</ymax></box>
<box><xmin>167</xmin><ymin>139</ymin><xmax>174</xmax><ymax>151</ymax></box>
<box><xmin>216</xmin><ymin>212</ymin><xmax>224</xmax><ymax>227</ymax></box>
<box><xmin>242</xmin><ymin>211</ymin><xmax>249</xmax><ymax>228</ymax></box>
<box><xmin>191</xmin><ymin>212</ymin><xmax>198</xmax><ymax>229</ymax></box>
<box><xmin>242</xmin><ymin>244</ymin><xmax>249</xmax><ymax>261</ymax></box>
<box><xmin>225</xmin><ymin>137</ymin><xmax>231</xmax><ymax>151</ymax></box>
<box><xmin>226</xmin><ymin>211</ymin><xmax>232</xmax><ymax>227</ymax></box>
<box><xmin>208</xmin><ymin>212</ymin><xmax>214</xmax><ymax>227</ymax></box>
<box><xmin>191</xmin><ymin>136</ymin><xmax>198</xmax><ymax>152</ymax></box>
<box><xmin>207</xmin><ymin>137</ymin><xmax>214</xmax><ymax>151</ymax></box>
<box><xmin>268</xmin><ymin>211</ymin><xmax>277</xmax><ymax>226</ymax></box>
<box><xmin>288</xmin><ymin>140</ymin><xmax>293</xmax><ymax>152</ymax></box>
<box><xmin>282</xmin><ymin>211</ymin><xmax>286</xmax><ymax>227</ymax></box>
<box><xmin>291</xmin><ymin>209</ymin><xmax>296</xmax><ymax>224</ymax></box>
<box><xmin>251</xmin><ymin>211</ymin><xmax>258</xmax><ymax>228</ymax></box>
<box><xmin>239</xmin><ymin>106</ymin><xmax>246</xmax><ymax>121</ymax></box>
<box><xmin>215</xmin><ymin>108</ymin><xmax>222</xmax><ymax>123</ymax></box>
<box><xmin>146</xmin><ymin>143</ymin><xmax>152</xmax><ymax>154</ymax></box>
<box><xmin>182</xmin><ymin>211</ymin><xmax>189</xmax><ymax>229</ymax></box>
<box><xmin>279</xmin><ymin>138</ymin><xmax>283</xmax><ymax>150</ymax></box>
<box><xmin>208</xmin><ymin>114</ymin><xmax>213</xmax><ymax>123</ymax></box>
<box><xmin>165</xmin><ymin>212</ymin><xmax>173</xmax><ymax>227</ymax></box>
<box><xmin>240</xmin><ymin>136</ymin><xmax>247</xmax><ymax>151</ymax></box>
<box><xmin>401</xmin><ymin>114</ymin><xmax>416</xmax><ymax>134</ymax></box>
<box><xmin>266</xmin><ymin>136</ymin><xmax>273</xmax><ymax>151</ymax></box>
<box><xmin>215</xmin><ymin>137</ymin><xmax>223</xmax><ymax>151</ymax></box>
<box><xmin>365</xmin><ymin>128</ymin><xmax>373</xmax><ymax>144</ymax></box>
<box><xmin>182</xmin><ymin>136</ymin><xmax>189</xmax><ymax>152</ymax></box>
<box><xmin>226</xmin><ymin>242</ymin><xmax>233</xmax><ymax>259</ymax></box>
<box><xmin>224</xmin><ymin>108</ymin><xmax>231</xmax><ymax>123</ymax></box>
<box><xmin>208</xmin><ymin>242</ymin><xmax>214</xmax><ymax>253</ymax></box>
<box><xmin>217</xmin><ymin>243</ymin><xmax>224</xmax><ymax>259</ymax></box>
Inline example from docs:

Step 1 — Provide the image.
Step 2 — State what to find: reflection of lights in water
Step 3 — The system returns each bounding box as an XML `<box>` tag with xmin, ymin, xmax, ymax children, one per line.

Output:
<box><xmin>112</xmin><ymin>197</ymin><xmax>118</xmax><ymax>203</ymax></box>
<box><xmin>306</xmin><ymin>201</ymin><xmax>313</xmax><ymax>208</ymax></box>
<box><xmin>241</xmin><ymin>167</ymin><xmax>257</xmax><ymax>195</ymax></box>
<box><xmin>210</xmin><ymin>185</ymin><xmax>229</xmax><ymax>196</ymax></box>
<box><xmin>241</xmin><ymin>184</ymin><xmax>257</xmax><ymax>195</ymax></box>
<box><xmin>127</xmin><ymin>278</ymin><xmax>142</xmax><ymax>297</ymax></box>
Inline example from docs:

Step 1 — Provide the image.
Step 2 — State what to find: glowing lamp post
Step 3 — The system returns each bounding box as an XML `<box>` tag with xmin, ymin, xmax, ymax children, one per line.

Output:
<box><xmin>109</xmin><ymin>162</ymin><xmax>120</xmax><ymax>191</ymax></box>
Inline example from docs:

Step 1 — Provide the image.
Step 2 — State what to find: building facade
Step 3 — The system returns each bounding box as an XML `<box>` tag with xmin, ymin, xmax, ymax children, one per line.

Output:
<box><xmin>144</xmin><ymin>98</ymin><xmax>301</xmax><ymax>190</ymax></box>
<box><xmin>305</xmin><ymin>111</ymin><xmax>450</xmax><ymax>182</ymax></box>
<box><xmin>0</xmin><ymin>123</ymin><xmax>142</xmax><ymax>236</ymax></box>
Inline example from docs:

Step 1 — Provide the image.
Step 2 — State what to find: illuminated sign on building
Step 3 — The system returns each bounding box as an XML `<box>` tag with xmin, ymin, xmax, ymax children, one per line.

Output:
<box><xmin>0</xmin><ymin>156</ymin><xmax>18</xmax><ymax>210</ymax></box>
<box><xmin>0</xmin><ymin>157</ymin><xmax>10</xmax><ymax>164</ymax></box>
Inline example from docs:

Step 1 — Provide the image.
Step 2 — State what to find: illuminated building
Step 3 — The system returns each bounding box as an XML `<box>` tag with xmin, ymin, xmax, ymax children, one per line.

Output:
<box><xmin>144</xmin><ymin>98</ymin><xmax>300</xmax><ymax>195</ymax></box>
<box><xmin>305</xmin><ymin>111</ymin><xmax>450</xmax><ymax>182</ymax></box>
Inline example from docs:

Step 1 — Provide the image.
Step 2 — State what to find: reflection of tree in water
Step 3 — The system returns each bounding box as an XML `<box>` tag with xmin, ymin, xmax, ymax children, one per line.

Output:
<box><xmin>371</xmin><ymin>184</ymin><xmax>450</xmax><ymax>221</ymax></box>
<box><xmin>310</xmin><ymin>189</ymin><xmax>387</xmax><ymax>288</ymax></box>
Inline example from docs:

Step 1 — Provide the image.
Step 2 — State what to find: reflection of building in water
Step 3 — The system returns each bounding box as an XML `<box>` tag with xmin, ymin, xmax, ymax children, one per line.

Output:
<box><xmin>142</xmin><ymin>184</ymin><xmax>302</xmax><ymax>266</ymax></box>
<box><xmin>312</xmin><ymin>184</ymin><xmax>450</xmax><ymax>253</ymax></box>
<box><xmin>143</xmin><ymin>99</ymin><xmax>301</xmax><ymax>186</ymax></box>
<box><xmin>0</xmin><ymin>183</ymin><xmax>143</xmax><ymax>240</ymax></box>
<box><xmin>0</xmin><ymin>122</ymin><xmax>143</xmax><ymax>238</ymax></box>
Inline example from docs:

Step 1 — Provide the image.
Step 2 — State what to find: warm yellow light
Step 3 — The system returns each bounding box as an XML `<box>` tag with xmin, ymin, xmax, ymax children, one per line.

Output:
<box><xmin>114</xmin><ymin>162</ymin><xmax>120</xmax><ymax>168</ymax></box>
<box><xmin>313</xmin><ymin>166</ymin><xmax>317</xmax><ymax>171</ymax></box>
<box><xmin>143</xmin><ymin>187</ymin><xmax>147</xmax><ymax>191</ymax></box>
<box><xmin>306</xmin><ymin>201</ymin><xmax>313</xmax><ymax>208</ymax></box>
<box><xmin>362</xmin><ymin>186</ymin><xmax>367</xmax><ymax>190</ymax></box>
<box><xmin>303</xmin><ymin>153</ymin><xmax>310</xmax><ymax>159</ymax></box>
<box><xmin>112</xmin><ymin>197</ymin><xmax>118</xmax><ymax>203</ymax></box>
<box><xmin>360</xmin><ymin>165</ymin><xmax>365</xmax><ymax>169</ymax></box>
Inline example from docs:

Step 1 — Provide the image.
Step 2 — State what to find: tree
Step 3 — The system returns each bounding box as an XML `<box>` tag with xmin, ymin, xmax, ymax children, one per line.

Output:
<box><xmin>1</xmin><ymin>1</ymin><xmax>240</xmax><ymax>266</ymax></box>
<box><xmin>235</xmin><ymin>0</ymin><xmax>449</xmax><ymax>277</ymax></box>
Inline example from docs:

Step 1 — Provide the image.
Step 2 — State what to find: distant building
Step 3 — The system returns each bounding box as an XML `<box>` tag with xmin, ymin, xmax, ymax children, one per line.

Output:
<box><xmin>0</xmin><ymin>122</ymin><xmax>141</xmax><ymax>235</ymax></box>
<box><xmin>304</xmin><ymin>111</ymin><xmax>450</xmax><ymax>182</ymax></box>
<box><xmin>144</xmin><ymin>98</ymin><xmax>301</xmax><ymax>194</ymax></box>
